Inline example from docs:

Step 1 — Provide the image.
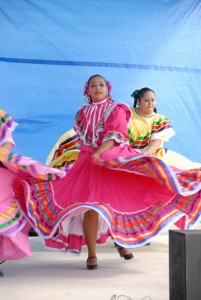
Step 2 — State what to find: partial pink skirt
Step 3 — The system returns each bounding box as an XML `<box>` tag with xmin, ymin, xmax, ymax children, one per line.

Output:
<box><xmin>12</xmin><ymin>145</ymin><xmax>201</xmax><ymax>253</ymax></box>
<box><xmin>0</xmin><ymin>168</ymin><xmax>31</xmax><ymax>260</ymax></box>
<box><xmin>0</xmin><ymin>148</ymin><xmax>66</xmax><ymax>260</ymax></box>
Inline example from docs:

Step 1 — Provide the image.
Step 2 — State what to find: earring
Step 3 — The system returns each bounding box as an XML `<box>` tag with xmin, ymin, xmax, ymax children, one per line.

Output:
<box><xmin>84</xmin><ymin>96</ymin><xmax>90</xmax><ymax>103</ymax></box>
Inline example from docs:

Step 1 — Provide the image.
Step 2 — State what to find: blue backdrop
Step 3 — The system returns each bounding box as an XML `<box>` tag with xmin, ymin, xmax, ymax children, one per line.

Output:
<box><xmin>0</xmin><ymin>0</ymin><xmax>200</xmax><ymax>163</ymax></box>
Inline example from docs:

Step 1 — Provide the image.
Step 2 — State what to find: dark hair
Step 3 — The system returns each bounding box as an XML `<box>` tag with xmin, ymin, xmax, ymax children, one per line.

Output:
<box><xmin>131</xmin><ymin>87</ymin><xmax>157</xmax><ymax>113</ymax></box>
<box><xmin>87</xmin><ymin>74</ymin><xmax>106</xmax><ymax>85</ymax></box>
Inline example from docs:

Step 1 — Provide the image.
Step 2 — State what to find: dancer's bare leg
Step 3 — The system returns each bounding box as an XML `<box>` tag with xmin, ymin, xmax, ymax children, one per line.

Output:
<box><xmin>83</xmin><ymin>210</ymin><xmax>98</xmax><ymax>269</ymax></box>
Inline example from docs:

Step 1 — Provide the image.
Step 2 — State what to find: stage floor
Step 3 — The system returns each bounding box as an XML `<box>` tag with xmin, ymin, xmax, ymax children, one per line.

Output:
<box><xmin>0</xmin><ymin>231</ymin><xmax>171</xmax><ymax>300</ymax></box>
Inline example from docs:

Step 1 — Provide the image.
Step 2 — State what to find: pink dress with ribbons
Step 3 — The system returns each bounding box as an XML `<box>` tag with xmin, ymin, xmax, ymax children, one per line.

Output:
<box><xmin>7</xmin><ymin>100</ymin><xmax>201</xmax><ymax>254</ymax></box>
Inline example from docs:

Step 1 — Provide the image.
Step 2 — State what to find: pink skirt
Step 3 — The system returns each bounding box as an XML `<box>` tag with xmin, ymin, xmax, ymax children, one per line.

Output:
<box><xmin>0</xmin><ymin>148</ymin><xmax>66</xmax><ymax>260</ymax></box>
<box><xmin>0</xmin><ymin>168</ymin><xmax>31</xmax><ymax>260</ymax></box>
<box><xmin>12</xmin><ymin>144</ymin><xmax>201</xmax><ymax>254</ymax></box>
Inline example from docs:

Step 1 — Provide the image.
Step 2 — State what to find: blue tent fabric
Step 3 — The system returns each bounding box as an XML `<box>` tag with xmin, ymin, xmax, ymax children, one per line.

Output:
<box><xmin>0</xmin><ymin>0</ymin><xmax>201</xmax><ymax>163</ymax></box>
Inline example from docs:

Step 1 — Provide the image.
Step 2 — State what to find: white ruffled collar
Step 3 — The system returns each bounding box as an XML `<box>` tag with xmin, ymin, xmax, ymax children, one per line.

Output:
<box><xmin>91</xmin><ymin>98</ymin><xmax>107</xmax><ymax>105</ymax></box>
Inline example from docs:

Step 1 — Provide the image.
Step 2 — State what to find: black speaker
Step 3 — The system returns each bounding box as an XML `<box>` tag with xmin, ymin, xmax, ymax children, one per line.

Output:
<box><xmin>169</xmin><ymin>230</ymin><xmax>201</xmax><ymax>300</ymax></box>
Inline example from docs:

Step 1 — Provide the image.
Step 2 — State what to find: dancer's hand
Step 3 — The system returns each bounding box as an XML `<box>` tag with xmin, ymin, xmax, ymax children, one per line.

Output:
<box><xmin>91</xmin><ymin>152</ymin><xmax>101</xmax><ymax>165</ymax></box>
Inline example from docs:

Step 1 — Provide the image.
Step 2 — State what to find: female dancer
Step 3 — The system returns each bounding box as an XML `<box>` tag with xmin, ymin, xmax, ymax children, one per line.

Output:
<box><xmin>9</xmin><ymin>75</ymin><xmax>201</xmax><ymax>270</ymax></box>
<box><xmin>0</xmin><ymin>109</ymin><xmax>31</xmax><ymax>276</ymax></box>
<box><xmin>129</xmin><ymin>87</ymin><xmax>201</xmax><ymax>169</ymax></box>
<box><xmin>0</xmin><ymin>109</ymin><xmax>66</xmax><ymax>275</ymax></box>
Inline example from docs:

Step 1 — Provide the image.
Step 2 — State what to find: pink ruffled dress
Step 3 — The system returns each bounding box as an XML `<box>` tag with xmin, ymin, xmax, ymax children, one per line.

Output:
<box><xmin>6</xmin><ymin>100</ymin><xmax>201</xmax><ymax>253</ymax></box>
<box><xmin>0</xmin><ymin>109</ymin><xmax>66</xmax><ymax>260</ymax></box>
<box><xmin>0</xmin><ymin>109</ymin><xmax>31</xmax><ymax>260</ymax></box>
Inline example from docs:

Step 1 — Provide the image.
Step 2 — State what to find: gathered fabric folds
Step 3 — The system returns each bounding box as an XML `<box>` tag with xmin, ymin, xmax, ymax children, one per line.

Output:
<box><xmin>0</xmin><ymin>147</ymin><xmax>67</xmax><ymax>259</ymax></box>
<box><xmin>10</xmin><ymin>144</ymin><xmax>201</xmax><ymax>253</ymax></box>
<box><xmin>3</xmin><ymin>102</ymin><xmax>201</xmax><ymax>255</ymax></box>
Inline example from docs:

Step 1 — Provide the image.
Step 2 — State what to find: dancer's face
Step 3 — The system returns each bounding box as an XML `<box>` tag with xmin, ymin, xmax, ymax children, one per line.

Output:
<box><xmin>138</xmin><ymin>91</ymin><xmax>156</xmax><ymax>113</ymax></box>
<box><xmin>87</xmin><ymin>76</ymin><xmax>108</xmax><ymax>103</ymax></box>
